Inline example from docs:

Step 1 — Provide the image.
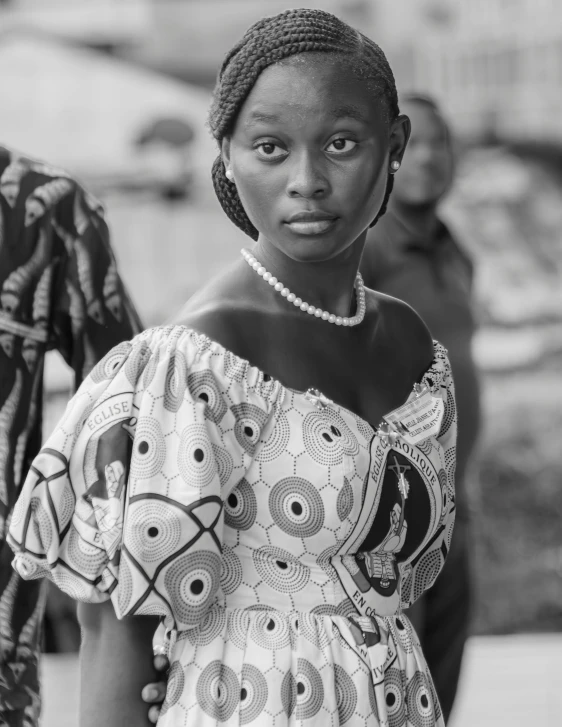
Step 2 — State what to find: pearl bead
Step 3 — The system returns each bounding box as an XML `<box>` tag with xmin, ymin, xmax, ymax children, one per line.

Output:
<box><xmin>287</xmin><ymin>293</ymin><xmax>296</xmax><ymax>302</ymax></box>
<box><xmin>342</xmin><ymin>318</ymin><xmax>349</xmax><ymax>326</ymax></box>
<box><xmin>274</xmin><ymin>282</ymin><xmax>283</xmax><ymax>291</ymax></box>
<box><xmin>269</xmin><ymin>277</ymin><xmax>277</xmax><ymax>285</ymax></box>
<box><xmin>294</xmin><ymin>297</ymin><xmax>302</xmax><ymax>306</ymax></box>
<box><xmin>314</xmin><ymin>309</ymin><xmax>323</xmax><ymax>317</ymax></box>
<box><xmin>335</xmin><ymin>317</ymin><xmax>342</xmax><ymax>325</ymax></box>
<box><xmin>281</xmin><ymin>287</ymin><xmax>289</xmax><ymax>297</ymax></box>
<box><xmin>329</xmin><ymin>314</ymin><xmax>336</xmax><ymax>323</ymax></box>
<box><xmin>322</xmin><ymin>311</ymin><xmax>329</xmax><ymax>320</ymax></box>
<box><xmin>307</xmin><ymin>305</ymin><xmax>315</xmax><ymax>314</ymax></box>
<box><xmin>257</xmin><ymin>266</ymin><xmax>266</xmax><ymax>275</ymax></box>
<box><xmin>300</xmin><ymin>302</ymin><xmax>308</xmax><ymax>311</ymax></box>
<box><xmin>263</xmin><ymin>272</ymin><xmax>272</xmax><ymax>281</ymax></box>
<box><xmin>252</xmin><ymin>262</ymin><xmax>260</xmax><ymax>270</ymax></box>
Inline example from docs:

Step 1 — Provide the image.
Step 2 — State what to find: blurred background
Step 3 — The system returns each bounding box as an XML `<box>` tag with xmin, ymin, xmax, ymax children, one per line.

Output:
<box><xmin>1</xmin><ymin>0</ymin><xmax>561</xmax><ymax>725</ymax></box>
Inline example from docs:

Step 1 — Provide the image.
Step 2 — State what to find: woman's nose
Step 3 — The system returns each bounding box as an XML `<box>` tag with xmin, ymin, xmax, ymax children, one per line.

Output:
<box><xmin>286</xmin><ymin>152</ymin><xmax>329</xmax><ymax>198</ymax></box>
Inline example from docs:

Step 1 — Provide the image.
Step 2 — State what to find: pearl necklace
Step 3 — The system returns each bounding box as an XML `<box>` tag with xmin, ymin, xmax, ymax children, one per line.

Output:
<box><xmin>241</xmin><ymin>248</ymin><xmax>366</xmax><ymax>327</ymax></box>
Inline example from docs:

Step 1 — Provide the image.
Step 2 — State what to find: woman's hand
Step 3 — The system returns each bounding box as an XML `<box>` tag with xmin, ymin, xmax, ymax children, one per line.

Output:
<box><xmin>141</xmin><ymin>651</ymin><xmax>170</xmax><ymax>724</ymax></box>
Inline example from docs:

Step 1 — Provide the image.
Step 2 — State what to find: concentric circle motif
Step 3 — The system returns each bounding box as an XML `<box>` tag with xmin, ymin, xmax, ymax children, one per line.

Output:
<box><xmin>368</xmin><ymin>677</ymin><xmax>379</xmax><ymax>720</ymax></box>
<box><xmin>231</xmin><ymin>403</ymin><xmax>268</xmax><ymax>456</ymax></box>
<box><xmin>440</xmin><ymin>388</ymin><xmax>456</xmax><ymax>437</ymax></box>
<box><xmin>252</xmin><ymin>546</ymin><xmax>310</xmax><ymax>594</ymax></box>
<box><xmin>164</xmin><ymin>351</ymin><xmax>188</xmax><ymax>412</ymax></box>
<box><xmin>296</xmin><ymin>659</ymin><xmax>324</xmax><ymax>721</ymax></box>
<box><xmin>212</xmin><ymin>444</ymin><xmax>234</xmax><ymax>488</ymax></box>
<box><xmin>125</xmin><ymin>501</ymin><xmax>182</xmax><ymax>563</ymax></box>
<box><xmin>438</xmin><ymin>469</ymin><xmax>447</xmax><ymax>495</ymax></box>
<box><xmin>389</xmin><ymin>616</ymin><xmax>414</xmax><ymax>654</ymax></box>
<box><xmin>318</xmin><ymin>544</ymin><xmax>340</xmax><ymax>583</ymax></box>
<box><xmin>413</xmin><ymin>550</ymin><xmax>443</xmax><ymax>603</ymax></box>
<box><xmin>249</xmin><ymin>611</ymin><xmax>291</xmax><ymax>650</ymax></box>
<box><xmin>280</xmin><ymin>672</ymin><xmax>296</xmax><ymax>717</ymax></box>
<box><xmin>240</xmin><ymin>664</ymin><xmax>268</xmax><ymax>725</ymax></box>
<box><xmin>124</xmin><ymin>342</ymin><xmax>152</xmax><ymax>387</ymax></box>
<box><xmin>298</xmin><ymin>612</ymin><xmax>331</xmax><ymax>650</ymax></box>
<box><xmin>66</xmin><ymin>527</ymin><xmax>106</xmax><ymax>578</ymax></box>
<box><xmin>429</xmin><ymin>673</ymin><xmax>443</xmax><ymax>721</ymax></box>
<box><xmin>384</xmin><ymin>667</ymin><xmax>407</xmax><ymax>727</ymax></box>
<box><xmin>417</xmin><ymin>437</ymin><xmax>433</xmax><ymax>456</ymax></box>
<box><xmin>255</xmin><ymin>409</ymin><xmax>290</xmax><ymax>463</ymax></box>
<box><xmin>163</xmin><ymin>550</ymin><xmax>221</xmax><ymax>627</ymax></box>
<box><xmin>400</xmin><ymin>568</ymin><xmax>413</xmax><ymax>607</ymax></box>
<box><xmin>351</xmin><ymin>412</ymin><xmax>374</xmax><ymax>442</ymax></box>
<box><xmin>142</xmin><ymin>347</ymin><xmax>160</xmax><ymax>388</ymax></box>
<box><xmin>224</xmin><ymin>479</ymin><xmax>257</xmax><ymax>531</ymax></box>
<box><xmin>323</xmin><ymin>409</ymin><xmax>360</xmax><ymax>457</ymax></box>
<box><xmin>227</xmin><ymin>609</ymin><xmax>251</xmax><ymax>650</ymax></box>
<box><xmin>302</xmin><ymin>411</ymin><xmax>344</xmax><ymax>466</ymax></box>
<box><xmin>177</xmin><ymin>424</ymin><xmax>218</xmax><ymax>488</ymax></box>
<box><xmin>130</xmin><ymin>416</ymin><xmax>166</xmax><ymax>479</ymax></box>
<box><xmin>334</xmin><ymin>664</ymin><xmax>358</xmax><ymax>724</ymax></box>
<box><xmin>269</xmin><ymin>477</ymin><xmax>325</xmax><ymax>538</ymax></box>
<box><xmin>187</xmin><ymin>371</ymin><xmax>227</xmax><ymax>423</ymax></box>
<box><xmin>406</xmin><ymin>671</ymin><xmax>435</xmax><ymax>727</ymax></box>
<box><xmin>224</xmin><ymin>350</ymin><xmax>247</xmax><ymax>383</ymax></box>
<box><xmin>29</xmin><ymin>497</ymin><xmax>53</xmax><ymax>551</ymax></box>
<box><xmin>335</xmin><ymin>598</ymin><xmax>357</xmax><ymax>619</ymax></box>
<box><xmin>89</xmin><ymin>342</ymin><xmax>131</xmax><ymax>383</ymax></box>
<box><xmin>56</xmin><ymin>483</ymin><xmax>75</xmax><ymax>532</ymax></box>
<box><xmin>196</xmin><ymin>660</ymin><xmax>240</xmax><ymax>722</ymax></box>
<box><xmin>220</xmin><ymin>545</ymin><xmax>243</xmax><ymax>595</ymax></box>
<box><xmin>159</xmin><ymin>661</ymin><xmax>185</xmax><ymax>717</ymax></box>
<box><xmin>311</xmin><ymin>604</ymin><xmax>337</xmax><ymax>617</ymax></box>
<box><xmin>53</xmin><ymin>571</ymin><xmax>90</xmax><ymax>600</ymax></box>
<box><xmin>187</xmin><ymin>605</ymin><xmax>226</xmax><ymax>646</ymax></box>
<box><xmin>337</xmin><ymin>477</ymin><xmax>354</xmax><ymax>521</ymax></box>
<box><xmin>117</xmin><ymin>555</ymin><xmax>134</xmax><ymax>615</ymax></box>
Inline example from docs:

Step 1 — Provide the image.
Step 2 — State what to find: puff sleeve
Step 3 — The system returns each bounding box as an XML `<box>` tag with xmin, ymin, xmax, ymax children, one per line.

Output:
<box><xmin>8</xmin><ymin>327</ymin><xmax>253</xmax><ymax>632</ymax></box>
<box><xmin>398</xmin><ymin>342</ymin><xmax>458</xmax><ymax>610</ymax></box>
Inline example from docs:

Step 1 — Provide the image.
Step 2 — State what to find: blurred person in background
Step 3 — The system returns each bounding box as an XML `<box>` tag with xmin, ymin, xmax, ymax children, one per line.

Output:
<box><xmin>361</xmin><ymin>94</ymin><xmax>481</xmax><ymax>722</ymax></box>
<box><xmin>0</xmin><ymin>145</ymin><xmax>142</xmax><ymax>727</ymax></box>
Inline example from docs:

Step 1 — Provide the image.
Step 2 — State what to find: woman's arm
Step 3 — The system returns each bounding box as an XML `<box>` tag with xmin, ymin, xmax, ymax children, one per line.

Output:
<box><xmin>78</xmin><ymin>602</ymin><xmax>160</xmax><ymax>727</ymax></box>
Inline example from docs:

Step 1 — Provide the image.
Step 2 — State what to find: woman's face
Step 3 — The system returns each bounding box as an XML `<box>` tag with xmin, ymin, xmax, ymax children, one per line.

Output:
<box><xmin>223</xmin><ymin>56</ymin><xmax>408</xmax><ymax>263</ymax></box>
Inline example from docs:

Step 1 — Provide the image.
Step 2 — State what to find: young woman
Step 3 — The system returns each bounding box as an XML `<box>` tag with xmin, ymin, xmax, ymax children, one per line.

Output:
<box><xmin>9</xmin><ymin>9</ymin><xmax>457</xmax><ymax>726</ymax></box>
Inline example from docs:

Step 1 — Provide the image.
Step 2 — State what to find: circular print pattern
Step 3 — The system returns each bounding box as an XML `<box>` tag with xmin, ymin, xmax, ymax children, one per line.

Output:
<box><xmin>66</xmin><ymin>526</ymin><xmax>106</xmax><ymax>577</ymax></box>
<box><xmin>177</xmin><ymin>424</ymin><xmax>218</xmax><ymax>488</ymax></box>
<box><xmin>384</xmin><ymin>667</ymin><xmax>407</xmax><ymax>727</ymax></box>
<box><xmin>406</xmin><ymin>671</ymin><xmax>435</xmax><ymax>727</ymax></box>
<box><xmin>249</xmin><ymin>611</ymin><xmax>291</xmax><ymax>650</ymax></box>
<box><xmin>163</xmin><ymin>550</ymin><xmax>221</xmax><ymax>627</ymax></box>
<box><xmin>337</xmin><ymin>477</ymin><xmax>354</xmax><ymax>521</ymax></box>
<box><xmin>240</xmin><ymin>664</ymin><xmax>268</xmax><ymax>725</ymax></box>
<box><xmin>252</xmin><ymin>546</ymin><xmax>310</xmax><ymax>594</ymax></box>
<box><xmin>187</xmin><ymin>605</ymin><xmax>226</xmax><ymax>646</ymax></box>
<box><xmin>440</xmin><ymin>388</ymin><xmax>456</xmax><ymax>437</ymax></box>
<box><xmin>89</xmin><ymin>342</ymin><xmax>131</xmax><ymax>383</ymax></box>
<box><xmin>224</xmin><ymin>350</ymin><xmax>247</xmax><ymax>383</ymax></box>
<box><xmin>124</xmin><ymin>342</ymin><xmax>152</xmax><ymax>387</ymax></box>
<box><xmin>117</xmin><ymin>556</ymin><xmax>134</xmax><ymax>617</ymax></box>
<box><xmin>130</xmin><ymin>416</ymin><xmax>166</xmax><ymax>479</ymax></box>
<box><xmin>269</xmin><ymin>477</ymin><xmax>325</xmax><ymax>538</ymax></box>
<box><xmin>142</xmin><ymin>347</ymin><xmax>160</xmax><ymax>388</ymax></box>
<box><xmin>220</xmin><ymin>545</ymin><xmax>243</xmax><ymax>595</ymax></box>
<box><xmin>227</xmin><ymin>609</ymin><xmax>250</xmax><ymax>650</ymax></box>
<box><xmin>389</xmin><ymin>615</ymin><xmax>414</xmax><ymax>654</ymax></box>
<box><xmin>57</xmin><ymin>483</ymin><xmax>75</xmax><ymax>532</ymax></box>
<box><xmin>125</xmin><ymin>501</ymin><xmax>182</xmax><ymax>563</ymax></box>
<box><xmin>188</xmin><ymin>370</ymin><xmax>227</xmax><ymax>424</ymax></box>
<box><xmin>298</xmin><ymin>612</ymin><xmax>331</xmax><ymax>650</ymax></box>
<box><xmin>160</xmin><ymin>661</ymin><xmax>185</xmax><ymax>717</ymax></box>
<box><xmin>224</xmin><ymin>479</ymin><xmax>257</xmax><ymax>531</ymax></box>
<box><xmin>30</xmin><ymin>497</ymin><xmax>53</xmax><ymax>551</ymax></box>
<box><xmin>196</xmin><ymin>660</ymin><xmax>239</xmax><ymax>722</ymax></box>
<box><xmin>255</xmin><ymin>409</ymin><xmax>290</xmax><ymax>463</ymax></box>
<box><xmin>212</xmin><ymin>444</ymin><xmax>234</xmax><ymax>488</ymax></box>
<box><xmin>296</xmin><ymin>659</ymin><xmax>324</xmax><ymax>721</ymax></box>
<box><xmin>413</xmin><ymin>550</ymin><xmax>443</xmax><ymax>603</ymax></box>
<box><xmin>164</xmin><ymin>351</ymin><xmax>188</xmax><ymax>412</ymax></box>
<box><xmin>302</xmin><ymin>411</ymin><xmax>344</xmax><ymax>466</ymax></box>
<box><xmin>231</xmin><ymin>403</ymin><xmax>268</xmax><ymax>456</ymax></box>
<box><xmin>323</xmin><ymin>409</ymin><xmax>361</xmax><ymax>457</ymax></box>
<box><xmin>334</xmin><ymin>664</ymin><xmax>358</xmax><ymax>725</ymax></box>
<box><xmin>281</xmin><ymin>672</ymin><xmax>296</xmax><ymax>718</ymax></box>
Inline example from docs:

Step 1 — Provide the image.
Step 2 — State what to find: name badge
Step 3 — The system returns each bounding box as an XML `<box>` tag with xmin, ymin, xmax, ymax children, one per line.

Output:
<box><xmin>383</xmin><ymin>386</ymin><xmax>444</xmax><ymax>446</ymax></box>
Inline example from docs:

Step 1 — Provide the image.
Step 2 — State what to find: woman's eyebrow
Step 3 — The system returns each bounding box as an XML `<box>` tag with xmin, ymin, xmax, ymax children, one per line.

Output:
<box><xmin>245</xmin><ymin>110</ymin><xmax>280</xmax><ymax>126</ymax></box>
<box><xmin>330</xmin><ymin>104</ymin><xmax>367</xmax><ymax>121</ymax></box>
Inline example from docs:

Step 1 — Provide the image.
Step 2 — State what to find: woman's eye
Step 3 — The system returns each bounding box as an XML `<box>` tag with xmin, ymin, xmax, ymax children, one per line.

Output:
<box><xmin>326</xmin><ymin>138</ymin><xmax>357</xmax><ymax>154</ymax></box>
<box><xmin>255</xmin><ymin>143</ymin><xmax>286</xmax><ymax>159</ymax></box>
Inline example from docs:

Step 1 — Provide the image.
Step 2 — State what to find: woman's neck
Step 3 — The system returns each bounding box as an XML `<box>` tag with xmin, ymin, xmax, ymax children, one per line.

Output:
<box><xmin>251</xmin><ymin>235</ymin><xmax>365</xmax><ymax>319</ymax></box>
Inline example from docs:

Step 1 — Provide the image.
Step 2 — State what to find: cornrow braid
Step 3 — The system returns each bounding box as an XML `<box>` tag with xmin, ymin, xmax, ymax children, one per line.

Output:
<box><xmin>209</xmin><ymin>8</ymin><xmax>400</xmax><ymax>240</ymax></box>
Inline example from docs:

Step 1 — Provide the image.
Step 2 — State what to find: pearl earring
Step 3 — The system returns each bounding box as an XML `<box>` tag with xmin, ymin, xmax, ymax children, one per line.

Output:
<box><xmin>225</xmin><ymin>169</ymin><xmax>234</xmax><ymax>182</ymax></box>
<box><xmin>390</xmin><ymin>161</ymin><xmax>401</xmax><ymax>173</ymax></box>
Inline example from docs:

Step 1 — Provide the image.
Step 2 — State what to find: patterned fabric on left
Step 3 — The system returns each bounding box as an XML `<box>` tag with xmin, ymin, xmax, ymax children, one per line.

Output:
<box><xmin>0</xmin><ymin>146</ymin><xmax>142</xmax><ymax>726</ymax></box>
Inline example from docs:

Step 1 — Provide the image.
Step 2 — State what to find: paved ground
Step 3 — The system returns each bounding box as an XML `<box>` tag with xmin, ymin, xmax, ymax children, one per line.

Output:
<box><xmin>40</xmin><ymin>633</ymin><xmax>562</xmax><ymax>726</ymax></box>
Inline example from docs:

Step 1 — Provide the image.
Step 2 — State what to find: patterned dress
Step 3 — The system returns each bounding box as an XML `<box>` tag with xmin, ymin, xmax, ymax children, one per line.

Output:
<box><xmin>8</xmin><ymin>326</ymin><xmax>457</xmax><ymax>727</ymax></box>
<box><xmin>0</xmin><ymin>146</ymin><xmax>142</xmax><ymax>726</ymax></box>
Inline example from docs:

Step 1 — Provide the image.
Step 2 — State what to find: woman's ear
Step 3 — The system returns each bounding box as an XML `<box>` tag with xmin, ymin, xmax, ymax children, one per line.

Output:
<box><xmin>221</xmin><ymin>137</ymin><xmax>232</xmax><ymax>174</ymax></box>
<box><xmin>389</xmin><ymin>114</ymin><xmax>411</xmax><ymax>168</ymax></box>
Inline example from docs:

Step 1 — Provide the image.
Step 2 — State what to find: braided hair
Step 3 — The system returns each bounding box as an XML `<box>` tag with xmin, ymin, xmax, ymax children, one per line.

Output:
<box><xmin>209</xmin><ymin>8</ymin><xmax>400</xmax><ymax>240</ymax></box>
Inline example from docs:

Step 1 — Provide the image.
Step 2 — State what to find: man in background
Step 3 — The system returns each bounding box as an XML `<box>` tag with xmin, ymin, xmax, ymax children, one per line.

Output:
<box><xmin>361</xmin><ymin>95</ymin><xmax>481</xmax><ymax>723</ymax></box>
<box><xmin>0</xmin><ymin>146</ymin><xmax>142</xmax><ymax>727</ymax></box>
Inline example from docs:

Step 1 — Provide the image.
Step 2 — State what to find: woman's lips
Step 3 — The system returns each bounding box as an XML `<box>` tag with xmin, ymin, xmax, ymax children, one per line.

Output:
<box><xmin>284</xmin><ymin>217</ymin><xmax>338</xmax><ymax>235</ymax></box>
